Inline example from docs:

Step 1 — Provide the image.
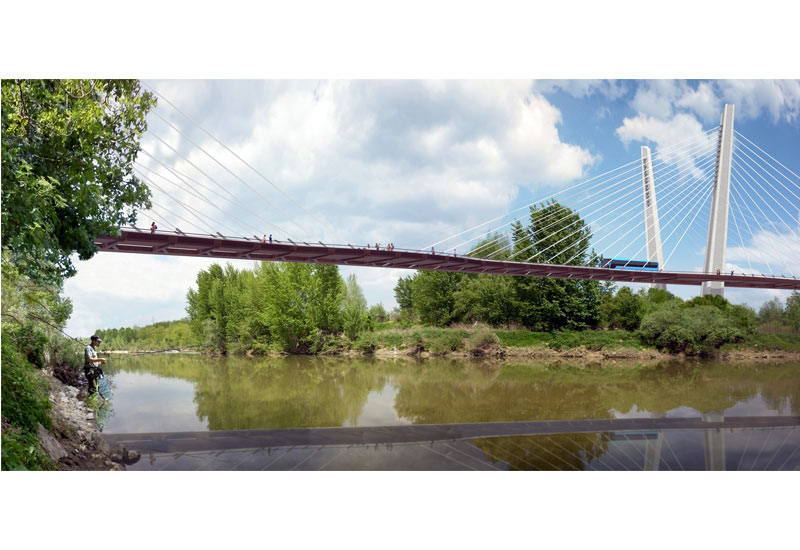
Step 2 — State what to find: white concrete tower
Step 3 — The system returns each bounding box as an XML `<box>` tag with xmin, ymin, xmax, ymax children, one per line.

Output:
<box><xmin>702</xmin><ymin>104</ymin><xmax>735</xmax><ymax>297</ymax></box>
<box><xmin>641</xmin><ymin>146</ymin><xmax>666</xmax><ymax>290</ymax></box>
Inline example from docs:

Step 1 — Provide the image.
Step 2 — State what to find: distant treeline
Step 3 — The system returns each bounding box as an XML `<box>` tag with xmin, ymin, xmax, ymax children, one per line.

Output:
<box><xmin>94</xmin><ymin>319</ymin><xmax>200</xmax><ymax>351</ymax></box>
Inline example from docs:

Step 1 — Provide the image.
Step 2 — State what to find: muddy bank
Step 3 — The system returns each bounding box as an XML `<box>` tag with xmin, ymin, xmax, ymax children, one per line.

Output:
<box><xmin>38</xmin><ymin>372</ymin><xmax>140</xmax><ymax>470</ymax></box>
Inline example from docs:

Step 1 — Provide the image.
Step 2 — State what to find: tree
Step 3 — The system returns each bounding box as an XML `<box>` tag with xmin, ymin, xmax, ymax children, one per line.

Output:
<box><xmin>758</xmin><ymin>297</ymin><xmax>784</xmax><ymax>324</ymax></box>
<box><xmin>785</xmin><ymin>292</ymin><xmax>800</xmax><ymax>332</ymax></box>
<box><xmin>369</xmin><ymin>303</ymin><xmax>388</xmax><ymax>323</ymax></box>
<box><xmin>2</xmin><ymin>79</ymin><xmax>157</xmax><ymax>284</ymax></box>
<box><xmin>600</xmin><ymin>287</ymin><xmax>644</xmax><ymax>330</ymax></box>
<box><xmin>342</xmin><ymin>274</ymin><xmax>369</xmax><ymax>340</ymax></box>
<box><xmin>453</xmin><ymin>274</ymin><xmax>517</xmax><ymax>328</ymax></box>
<box><xmin>394</xmin><ymin>276</ymin><xmax>415</xmax><ymax>318</ymax></box>
<box><xmin>411</xmin><ymin>270</ymin><xmax>463</xmax><ymax>326</ymax></box>
<box><xmin>510</xmin><ymin>201</ymin><xmax>604</xmax><ymax>330</ymax></box>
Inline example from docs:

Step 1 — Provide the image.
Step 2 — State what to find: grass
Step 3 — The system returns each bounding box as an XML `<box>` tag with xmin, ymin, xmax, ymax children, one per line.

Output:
<box><xmin>496</xmin><ymin>329</ymin><xmax>646</xmax><ymax>351</ymax></box>
<box><xmin>721</xmin><ymin>331</ymin><xmax>800</xmax><ymax>352</ymax></box>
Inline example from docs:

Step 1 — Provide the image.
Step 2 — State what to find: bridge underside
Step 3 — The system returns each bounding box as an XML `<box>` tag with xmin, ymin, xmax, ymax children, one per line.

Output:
<box><xmin>94</xmin><ymin>230</ymin><xmax>800</xmax><ymax>290</ymax></box>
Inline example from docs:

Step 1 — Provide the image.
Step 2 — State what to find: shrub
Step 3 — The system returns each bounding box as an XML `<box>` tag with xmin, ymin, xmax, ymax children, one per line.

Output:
<box><xmin>467</xmin><ymin>328</ymin><xmax>499</xmax><ymax>353</ymax></box>
<box><xmin>353</xmin><ymin>332</ymin><xmax>378</xmax><ymax>353</ymax></box>
<box><xmin>639</xmin><ymin>305</ymin><xmax>745</xmax><ymax>354</ymax></box>
<box><xmin>427</xmin><ymin>332</ymin><xmax>464</xmax><ymax>354</ymax></box>
<box><xmin>1</xmin><ymin>334</ymin><xmax>52</xmax><ymax>433</ymax></box>
<box><xmin>1</xmin><ymin>429</ymin><xmax>53</xmax><ymax>471</ymax></box>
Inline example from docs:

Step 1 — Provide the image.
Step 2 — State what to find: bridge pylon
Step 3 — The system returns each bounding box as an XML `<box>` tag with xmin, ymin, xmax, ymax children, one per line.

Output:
<box><xmin>702</xmin><ymin>104</ymin><xmax>735</xmax><ymax>297</ymax></box>
<box><xmin>641</xmin><ymin>146</ymin><xmax>665</xmax><ymax>290</ymax></box>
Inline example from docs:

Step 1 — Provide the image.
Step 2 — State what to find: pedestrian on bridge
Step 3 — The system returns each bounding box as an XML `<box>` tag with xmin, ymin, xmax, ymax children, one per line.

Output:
<box><xmin>269</xmin><ymin>234</ymin><xmax>272</xmax><ymax>244</ymax></box>
<box><xmin>150</xmin><ymin>222</ymin><xmax>157</xmax><ymax>234</ymax></box>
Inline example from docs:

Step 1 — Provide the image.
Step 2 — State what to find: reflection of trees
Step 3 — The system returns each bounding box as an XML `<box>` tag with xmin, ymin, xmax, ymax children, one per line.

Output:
<box><xmin>472</xmin><ymin>433</ymin><xmax>611</xmax><ymax>471</ymax></box>
<box><xmin>109</xmin><ymin>355</ymin><xmax>800</xmax><ymax>434</ymax></box>
<box><xmin>110</xmin><ymin>354</ymin><xmax>388</xmax><ymax>430</ymax></box>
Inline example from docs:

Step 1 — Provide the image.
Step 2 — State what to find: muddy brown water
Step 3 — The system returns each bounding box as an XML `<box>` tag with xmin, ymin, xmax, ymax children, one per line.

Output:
<box><xmin>100</xmin><ymin>354</ymin><xmax>800</xmax><ymax>434</ymax></box>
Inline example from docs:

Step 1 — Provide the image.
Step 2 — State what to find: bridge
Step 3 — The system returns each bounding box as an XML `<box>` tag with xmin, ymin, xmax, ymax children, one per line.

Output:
<box><xmin>97</xmin><ymin>101</ymin><xmax>800</xmax><ymax>294</ymax></box>
<box><xmin>94</xmin><ymin>229</ymin><xmax>800</xmax><ymax>290</ymax></box>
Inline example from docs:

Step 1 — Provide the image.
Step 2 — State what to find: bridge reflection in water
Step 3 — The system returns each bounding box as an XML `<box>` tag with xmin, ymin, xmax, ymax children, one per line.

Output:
<box><xmin>104</xmin><ymin>416</ymin><xmax>799</xmax><ymax>471</ymax></box>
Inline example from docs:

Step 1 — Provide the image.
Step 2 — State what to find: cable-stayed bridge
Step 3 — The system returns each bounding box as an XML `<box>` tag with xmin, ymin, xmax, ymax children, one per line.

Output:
<box><xmin>96</xmin><ymin>98</ymin><xmax>800</xmax><ymax>294</ymax></box>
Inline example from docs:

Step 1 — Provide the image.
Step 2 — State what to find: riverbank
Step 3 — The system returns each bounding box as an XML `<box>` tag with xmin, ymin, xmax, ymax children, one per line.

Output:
<box><xmin>31</xmin><ymin>370</ymin><xmax>141</xmax><ymax>470</ymax></box>
<box><xmin>103</xmin><ymin>326</ymin><xmax>800</xmax><ymax>363</ymax></box>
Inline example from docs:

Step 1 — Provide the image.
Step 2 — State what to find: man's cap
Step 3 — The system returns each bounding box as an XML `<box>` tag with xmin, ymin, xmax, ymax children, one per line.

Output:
<box><xmin>91</xmin><ymin>335</ymin><xmax>102</xmax><ymax>342</ymax></box>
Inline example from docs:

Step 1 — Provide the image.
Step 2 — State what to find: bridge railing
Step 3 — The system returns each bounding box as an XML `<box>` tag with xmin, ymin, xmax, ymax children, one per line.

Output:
<box><xmin>120</xmin><ymin>226</ymin><xmax>797</xmax><ymax>280</ymax></box>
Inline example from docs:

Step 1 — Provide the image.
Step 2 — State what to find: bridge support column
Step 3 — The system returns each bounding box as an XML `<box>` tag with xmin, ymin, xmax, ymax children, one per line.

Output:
<box><xmin>702</xmin><ymin>104</ymin><xmax>735</xmax><ymax>297</ymax></box>
<box><xmin>641</xmin><ymin>146</ymin><xmax>665</xmax><ymax>290</ymax></box>
<box><xmin>644</xmin><ymin>431</ymin><xmax>663</xmax><ymax>470</ymax></box>
<box><xmin>702</xmin><ymin>412</ymin><xmax>726</xmax><ymax>470</ymax></box>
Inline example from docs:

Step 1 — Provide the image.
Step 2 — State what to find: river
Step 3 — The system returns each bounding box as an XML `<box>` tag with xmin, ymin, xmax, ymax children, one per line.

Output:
<box><xmin>100</xmin><ymin>355</ymin><xmax>800</xmax><ymax>470</ymax></box>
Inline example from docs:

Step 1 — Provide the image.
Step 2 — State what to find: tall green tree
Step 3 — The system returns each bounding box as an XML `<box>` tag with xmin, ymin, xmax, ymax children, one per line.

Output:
<box><xmin>411</xmin><ymin>271</ymin><xmax>463</xmax><ymax>326</ymax></box>
<box><xmin>785</xmin><ymin>292</ymin><xmax>800</xmax><ymax>332</ymax></box>
<box><xmin>341</xmin><ymin>274</ymin><xmax>370</xmax><ymax>340</ymax></box>
<box><xmin>511</xmin><ymin>201</ymin><xmax>603</xmax><ymax>330</ymax></box>
<box><xmin>2</xmin><ymin>79</ymin><xmax>156</xmax><ymax>284</ymax></box>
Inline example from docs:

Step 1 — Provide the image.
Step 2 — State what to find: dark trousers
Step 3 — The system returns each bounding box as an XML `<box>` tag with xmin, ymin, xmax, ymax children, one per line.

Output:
<box><xmin>84</xmin><ymin>365</ymin><xmax>104</xmax><ymax>394</ymax></box>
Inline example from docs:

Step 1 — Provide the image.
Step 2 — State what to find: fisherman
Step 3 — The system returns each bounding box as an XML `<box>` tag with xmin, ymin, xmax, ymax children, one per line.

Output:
<box><xmin>84</xmin><ymin>335</ymin><xmax>107</xmax><ymax>395</ymax></box>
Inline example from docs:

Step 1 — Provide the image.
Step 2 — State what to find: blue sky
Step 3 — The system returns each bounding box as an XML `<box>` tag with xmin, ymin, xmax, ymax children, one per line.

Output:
<box><xmin>62</xmin><ymin>79</ymin><xmax>800</xmax><ymax>336</ymax></box>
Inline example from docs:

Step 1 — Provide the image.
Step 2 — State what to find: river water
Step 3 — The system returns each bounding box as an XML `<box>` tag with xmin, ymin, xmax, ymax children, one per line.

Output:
<box><xmin>102</xmin><ymin>354</ymin><xmax>799</xmax><ymax>433</ymax></box>
<box><xmin>99</xmin><ymin>355</ymin><xmax>800</xmax><ymax>470</ymax></box>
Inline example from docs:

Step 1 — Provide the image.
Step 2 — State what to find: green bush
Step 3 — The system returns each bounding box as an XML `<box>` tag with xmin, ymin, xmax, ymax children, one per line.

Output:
<box><xmin>1</xmin><ymin>429</ymin><xmax>53</xmax><ymax>471</ymax></box>
<box><xmin>1</xmin><ymin>333</ymin><xmax>52</xmax><ymax>433</ymax></box>
<box><xmin>639</xmin><ymin>305</ymin><xmax>745</xmax><ymax>354</ymax></box>
<box><xmin>467</xmin><ymin>328</ymin><xmax>499</xmax><ymax>354</ymax></box>
<box><xmin>6</xmin><ymin>322</ymin><xmax>49</xmax><ymax>369</ymax></box>
<box><xmin>427</xmin><ymin>332</ymin><xmax>464</xmax><ymax>354</ymax></box>
<box><xmin>353</xmin><ymin>332</ymin><xmax>378</xmax><ymax>353</ymax></box>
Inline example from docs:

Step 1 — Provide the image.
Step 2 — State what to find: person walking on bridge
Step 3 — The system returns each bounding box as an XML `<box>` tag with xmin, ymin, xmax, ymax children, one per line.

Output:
<box><xmin>84</xmin><ymin>335</ymin><xmax>106</xmax><ymax>395</ymax></box>
<box><xmin>150</xmin><ymin>222</ymin><xmax>157</xmax><ymax>234</ymax></box>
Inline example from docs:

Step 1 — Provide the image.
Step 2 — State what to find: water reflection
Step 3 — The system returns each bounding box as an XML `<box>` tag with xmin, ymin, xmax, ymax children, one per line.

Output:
<box><xmin>104</xmin><ymin>355</ymin><xmax>800</xmax><ymax>435</ymax></box>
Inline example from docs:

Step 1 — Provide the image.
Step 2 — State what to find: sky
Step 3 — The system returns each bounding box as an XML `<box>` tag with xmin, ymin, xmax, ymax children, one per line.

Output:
<box><xmin>61</xmin><ymin>79</ymin><xmax>800</xmax><ymax>336</ymax></box>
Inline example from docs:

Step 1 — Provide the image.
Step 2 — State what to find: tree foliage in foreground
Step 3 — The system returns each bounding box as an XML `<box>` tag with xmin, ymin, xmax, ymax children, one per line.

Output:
<box><xmin>1</xmin><ymin>79</ymin><xmax>156</xmax><ymax>284</ymax></box>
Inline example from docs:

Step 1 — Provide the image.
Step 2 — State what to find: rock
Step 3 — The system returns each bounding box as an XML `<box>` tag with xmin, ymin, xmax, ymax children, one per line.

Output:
<box><xmin>37</xmin><ymin>423</ymin><xmax>68</xmax><ymax>461</ymax></box>
<box><xmin>91</xmin><ymin>432</ymin><xmax>112</xmax><ymax>455</ymax></box>
<box><xmin>110</xmin><ymin>451</ymin><xmax>124</xmax><ymax>463</ymax></box>
<box><xmin>125</xmin><ymin>450</ymin><xmax>141</xmax><ymax>464</ymax></box>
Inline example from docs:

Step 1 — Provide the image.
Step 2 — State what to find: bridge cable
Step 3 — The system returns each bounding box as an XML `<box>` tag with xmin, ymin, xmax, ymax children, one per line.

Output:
<box><xmin>729</xmin><ymin>187</ymin><xmax>776</xmax><ymax>276</ymax></box>
<box><xmin>731</xmin><ymin>154</ymin><xmax>800</xmax><ymax>245</ymax></box>
<box><xmin>461</xmin><ymin>134</ymin><xmax>719</xmax><ymax>258</ymax></box>
<box><xmin>734</xmin><ymin>130</ymin><xmax>800</xmax><ymax>189</ymax></box>
<box><xmin>148</xmin><ymin>111</ymin><xmax>314</xmax><ymax>238</ymax></box>
<box><xmin>518</xmin><ymin>158</ymin><xmax>712</xmax><ymax>265</ymax></box>
<box><xmin>730</xmin><ymin>173</ymin><xmax>796</xmax><ymax>276</ymax></box>
<box><xmin>563</xmin><ymin>161</ymin><xmax>716</xmax><ymax>268</ymax></box>
<box><xmin>135</xmin><ymin>159</ymin><xmax>271</xmax><ymax>238</ymax></box>
<box><xmin>586</xmin><ymin>161</ymin><xmax>716</xmax><ymax>269</ymax></box>
<box><xmin>426</xmin><ymin>125</ymin><xmax>720</xmax><ymax>250</ymax></box>
<box><xmin>616</xmin><ymin>167</ymin><xmax>717</xmax><ymax>270</ymax></box>
<box><xmin>731</xmin><ymin>145</ymin><xmax>800</xmax><ymax>235</ymax></box>
<box><xmin>142</xmin><ymin>82</ymin><xmax>338</xmax><ymax>235</ymax></box>
<box><xmin>138</xmin><ymin>173</ymin><xmax>247</xmax><ymax>237</ymax></box>
<box><xmin>514</xmin><ymin>148</ymin><xmax>719</xmax><ymax>264</ymax></box>
<box><xmin>142</xmin><ymin>130</ymin><xmax>301</xmax><ymax>238</ymax></box>
<box><xmin>727</xmin><ymin>191</ymin><xmax>755</xmax><ymax>275</ymax></box>
<box><xmin>661</xmin><ymin>177</ymin><xmax>715</xmax><ymax>270</ymax></box>
<box><xmin>136</xmin><ymin>168</ymin><xmax>254</xmax><ymax>236</ymax></box>
<box><xmin>473</xmin><ymin>144</ymin><xmax>717</xmax><ymax>261</ymax></box>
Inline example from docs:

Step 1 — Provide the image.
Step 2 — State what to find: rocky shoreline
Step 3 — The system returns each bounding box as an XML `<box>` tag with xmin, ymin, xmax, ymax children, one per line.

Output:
<box><xmin>38</xmin><ymin>373</ymin><xmax>140</xmax><ymax>470</ymax></box>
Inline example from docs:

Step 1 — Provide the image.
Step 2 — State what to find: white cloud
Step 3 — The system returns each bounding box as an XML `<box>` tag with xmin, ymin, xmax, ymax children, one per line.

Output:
<box><xmin>676</xmin><ymin>82</ymin><xmax>721</xmax><ymax>124</ymax></box>
<box><xmin>718</xmin><ymin>80</ymin><xmax>800</xmax><ymax>122</ymax></box>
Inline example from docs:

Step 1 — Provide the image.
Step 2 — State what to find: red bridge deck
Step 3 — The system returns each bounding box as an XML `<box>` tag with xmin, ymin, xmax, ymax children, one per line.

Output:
<box><xmin>94</xmin><ymin>230</ymin><xmax>800</xmax><ymax>290</ymax></box>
